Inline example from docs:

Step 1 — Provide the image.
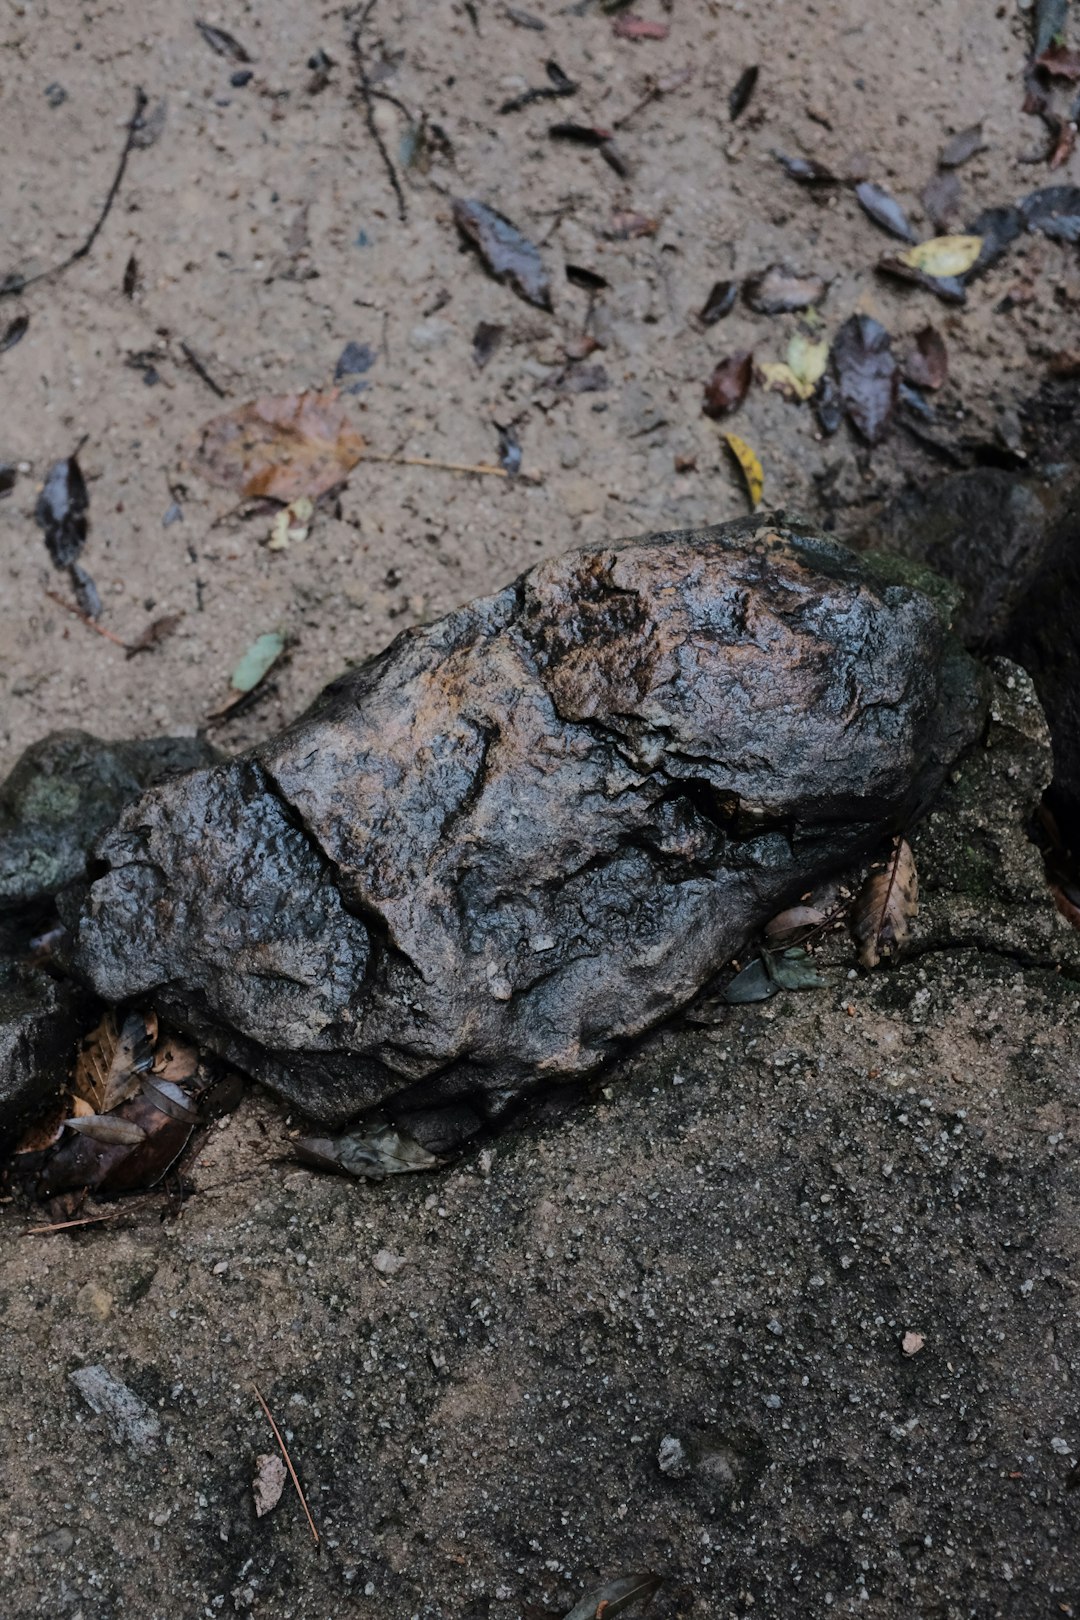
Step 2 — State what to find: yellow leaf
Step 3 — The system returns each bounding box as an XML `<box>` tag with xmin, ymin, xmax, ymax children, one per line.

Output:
<box><xmin>787</xmin><ymin>329</ymin><xmax>828</xmax><ymax>390</ymax></box>
<box><xmin>758</xmin><ymin>361</ymin><xmax>814</xmax><ymax>402</ymax></box>
<box><xmin>898</xmin><ymin>234</ymin><xmax>982</xmax><ymax>277</ymax></box>
<box><xmin>723</xmin><ymin>432</ymin><xmax>764</xmax><ymax>507</ymax></box>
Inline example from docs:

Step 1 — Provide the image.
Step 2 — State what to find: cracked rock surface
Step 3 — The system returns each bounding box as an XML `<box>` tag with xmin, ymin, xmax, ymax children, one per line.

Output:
<box><xmin>69</xmin><ymin>518</ymin><xmax>987</xmax><ymax>1124</ymax></box>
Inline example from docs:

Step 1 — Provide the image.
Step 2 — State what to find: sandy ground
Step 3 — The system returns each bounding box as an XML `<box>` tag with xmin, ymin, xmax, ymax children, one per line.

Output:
<box><xmin>2</xmin><ymin>0</ymin><xmax>1078</xmax><ymax>774</ymax></box>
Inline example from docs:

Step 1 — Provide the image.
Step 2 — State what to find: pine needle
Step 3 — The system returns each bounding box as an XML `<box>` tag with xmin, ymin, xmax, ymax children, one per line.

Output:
<box><xmin>252</xmin><ymin>1382</ymin><xmax>320</xmax><ymax>1545</ymax></box>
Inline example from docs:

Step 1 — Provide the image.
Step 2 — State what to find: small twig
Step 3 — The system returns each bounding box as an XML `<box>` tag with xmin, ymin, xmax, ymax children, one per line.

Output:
<box><xmin>252</xmin><ymin>1382</ymin><xmax>320</xmax><ymax>1545</ymax></box>
<box><xmin>350</xmin><ymin>2</ymin><xmax>408</xmax><ymax>223</ymax></box>
<box><xmin>873</xmin><ymin>835</ymin><xmax>905</xmax><ymax>943</ymax></box>
<box><xmin>24</xmin><ymin>1213</ymin><xmax>118</xmax><ymax>1235</ymax></box>
<box><xmin>363</xmin><ymin>450</ymin><xmax>513</xmax><ymax>477</ymax></box>
<box><xmin>2</xmin><ymin>88</ymin><xmax>148</xmax><ymax>297</ymax></box>
<box><xmin>45</xmin><ymin>589</ymin><xmax>130</xmax><ymax>648</ymax></box>
<box><xmin>180</xmin><ymin>340</ymin><xmax>228</xmax><ymax>398</ymax></box>
<box><xmin>613</xmin><ymin>66</ymin><xmax>694</xmax><ymax>130</ymax></box>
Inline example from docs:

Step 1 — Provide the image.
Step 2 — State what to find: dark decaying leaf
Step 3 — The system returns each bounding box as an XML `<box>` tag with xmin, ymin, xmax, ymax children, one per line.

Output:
<box><xmin>729</xmin><ymin>64</ymin><xmax>758</xmax><ymax>120</ymax></box>
<box><xmin>36</xmin><ymin>1087</ymin><xmax>196</xmax><ymax>1197</ymax></box>
<box><xmin>903</xmin><ymin>325</ymin><xmax>948</xmax><ymax>390</ymax></box>
<box><xmin>472</xmin><ymin>321</ymin><xmax>505</xmax><ymax>368</ymax></box>
<box><xmin>814</xmin><ymin>371</ymin><xmax>843</xmax><ymax>436</ymax></box>
<box><xmin>554</xmin><ymin>361</ymin><xmax>609</xmax><ymax>393</ymax></box>
<box><xmin>773</xmin><ymin>152</ymin><xmax>838</xmax><ymax>184</ymax></box>
<box><xmin>768</xmin><ymin>946</ymin><xmax>830</xmax><ymax>990</ymax></box>
<box><xmin>122</xmin><ymin>254</ymin><xmax>140</xmax><ymax>298</ymax></box>
<box><xmin>699</xmin><ymin>279</ymin><xmax>737</xmax><ymax>323</ymax></box>
<box><xmin>922</xmin><ymin>170</ymin><xmax>962</xmax><ymax>230</ymax></box>
<box><xmin>195</xmin><ymin>19</ymin><xmax>252</xmax><ymax>62</ymax></box>
<box><xmin>74</xmin><ymin>1009</ymin><xmax>156</xmax><ymax>1114</ymax></box>
<box><xmin>565</xmin><ymin>263</ymin><xmax>610</xmax><ymax>291</ymax></box>
<box><xmin>295</xmin><ymin>1122</ymin><xmax>443</xmax><ymax>1180</ymax></box>
<box><xmin>702</xmin><ymin>351</ymin><xmax>753</xmax><ymax>418</ymax></box>
<box><xmin>830</xmin><ymin>314</ymin><xmax>898</xmax><ymax>446</ymax></box>
<box><xmin>550</xmin><ymin>122</ymin><xmax>613</xmax><ymax>148</ymax></box>
<box><xmin>1019</xmin><ymin>185</ymin><xmax>1080</xmax><ymax>242</ymax></box>
<box><xmin>939</xmin><ymin>123</ymin><xmax>986</xmax><ymax>168</ymax></box>
<box><xmin>0</xmin><ymin>464</ymin><xmax>16</xmax><ymax>497</ymax></box>
<box><xmin>0</xmin><ymin>312</ymin><xmax>28</xmax><ymax>351</ymax></box>
<box><xmin>1036</xmin><ymin>41</ymin><xmax>1080</xmax><ymax>78</ymax></box>
<box><xmin>561</xmin><ymin>1572</ymin><xmax>662</xmax><ymax>1620</ymax></box>
<box><xmin>69</xmin><ymin>562</ymin><xmax>102</xmax><ymax>621</ymax></box>
<box><xmin>334</xmin><ymin>340</ymin><xmax>376</xmax><ymax>381</ymax></box>
<box><xmin>1032</xmin><ymin>0</ymin><xmax>1069</xmax><ymax>58</ymax></box>
<box><xmin>851</xmin><ymin>839</ymin><xmax>918</xmax><ymax>969</ymax></box>
<box><xmin>965</xmin><ymin>205</ymin><xmax>1024</xmax><ymax>275</ymax></box>
<box><xmin>498</xmin><ymin>59</ymin><xmax>577</xmax><ymax>113</ymax></box>
<box><xmin>743</xmin><ymin>263</ymin><xmax>826</xmax><ymax>314</ymax></box>
<box><xmin>452</xmin><ymin>198</ymin><xmax>553</xmax><ymax>310</ymax></box>
<box><xmin>876</xmin><ymin>255</ymin><xmax>967</xmax><ymax>304</ymax></box>
<box><xmin>723</xmin><ymin>957</ymin><xmax>775</xmax><ymax>1004</ymax></box>
<box><xmin>855</xmin><ymin>181</ymin><xmax>916</xmax><ymax>242</ymax></box>
<box><xmin>35</xmin><ymin>454</ymin><xmax>89</xmax><ymax>568</ymax></box>
<box><xmin>498</xmin><ymin>425</ymin><xmax>523</xmax><ymax>475</ymax></box>
<box><xmin>897</xmin><ymin>380</ymin><xmax>937</xmax><ymax>422</ymax></box>
<box><xmin>195</xmin><ymin>390</ymin><xmax>366</xmax><ymax>500</ymax></box>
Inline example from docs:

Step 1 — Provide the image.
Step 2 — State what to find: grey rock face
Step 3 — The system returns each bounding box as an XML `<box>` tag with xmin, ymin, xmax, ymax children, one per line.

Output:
<box><xmin>0</xmin><ymin>953</ymin><xmax>93</xmax><ymax>1148</ymax></box>
<box><xmin>0</xmin><ymin>730</ymin><xmax>219</xmax><ymax>911</ymax></box>
<box><xmin>70</xmin><ymin>518</ymin><xmax>988</xmax><ymax>1124</ymax></box>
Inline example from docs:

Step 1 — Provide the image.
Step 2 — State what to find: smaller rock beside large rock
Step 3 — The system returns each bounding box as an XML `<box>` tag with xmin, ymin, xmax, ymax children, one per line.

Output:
<box><xmin>0</xmin><ymin>730</ymin><xmax>218</xmax><ymax>912</ymax></box>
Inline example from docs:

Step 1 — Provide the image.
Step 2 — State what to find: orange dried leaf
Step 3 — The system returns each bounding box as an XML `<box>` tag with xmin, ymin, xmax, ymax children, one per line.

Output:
<box><xmin>195</xmin><ymin>389</ymin><xmax>366</xmax><ymax>501</ymax></box>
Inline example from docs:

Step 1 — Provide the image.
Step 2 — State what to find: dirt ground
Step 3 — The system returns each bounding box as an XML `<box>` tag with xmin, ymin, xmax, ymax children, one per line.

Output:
<box><xmin>3</xmin><ymin>3</ymin><xmax>1080</xmax><ymax>1617</ymax></box>
<box><xmin>2</xmin><ymin>0</ymin><xmax>1078</xmax><ymax>775</ymax></box>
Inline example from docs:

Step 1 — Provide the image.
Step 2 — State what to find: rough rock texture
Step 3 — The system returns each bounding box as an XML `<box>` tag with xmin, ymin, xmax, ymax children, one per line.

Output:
<box><xmin>0</xmin><ymin>947</ymin><xmax>93</xmax><ymax>1149</ymax></box>
<box><xmin>70</xmin><ymin>519</ymin><xmax>987</xmax><ymax>1125</ymax></box>
<box><xmin>1</xmin><ymin>664</ymin><xmax>1077</xmax><ymax>1620</ymax></box>
<box><xmin>870</xmin><ymin>379</ymin><xmax>1080</xmax><ymax>839</ymax></box>
<box><xmin>0</xmin><ymin>729</ymin><xmax>218</xmax><ymax>912</ymax></box>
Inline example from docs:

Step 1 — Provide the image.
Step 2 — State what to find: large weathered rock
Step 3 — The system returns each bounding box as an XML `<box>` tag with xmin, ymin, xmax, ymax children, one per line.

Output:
<box><xmin>69</xmin><ymin>518</ymin><xmax>988</xmax><ymax>1125</ymax></box>
<box><xmin>0</xmin><ymin>730</ymin><xmax>219</xmax><ymax>912</ymax></box>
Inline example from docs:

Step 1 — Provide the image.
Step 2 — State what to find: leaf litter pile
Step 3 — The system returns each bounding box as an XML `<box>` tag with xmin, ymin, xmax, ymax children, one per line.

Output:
<box><xmin>12</xmin><ymin>1006</ymin><xmax>240</xmax><ymax>1214</ymax></box>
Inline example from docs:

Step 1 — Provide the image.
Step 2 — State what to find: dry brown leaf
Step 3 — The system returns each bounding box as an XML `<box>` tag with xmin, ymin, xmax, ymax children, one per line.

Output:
<box><xmin>12</xmin><ymin>1093</ymin><xmax>71</xmax><ymax>1154</ymax></box>
<box><xmin>195</xmin><ymin>389</ymin><xmax>366</xmax><ymax>501</ymax></box>
<box><xmin>73</xmin><ymin>1010</ymin><xmax>156</xmax><ymax>1114</ymax></box>
<box><xmin>765</xmin><ymin>904</ymin><xmax>826</xmax><ymax>944</ymax></box>
<box><xmin>851</xmin><ymin>839</ymin><xmax>918</xmax><ymax>969</ymax></box>
<box><xmin>152</xmin><ymin>1037</ymin><xmax>200</xmax><ymax>1082</ymax></box>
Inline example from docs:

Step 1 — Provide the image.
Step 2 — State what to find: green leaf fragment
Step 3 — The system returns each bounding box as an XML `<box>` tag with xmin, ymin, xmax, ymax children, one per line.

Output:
<box><xmin>230</xmin><ymin>631</ymin><xmax>285</xmax><ymax>693</ymax></box>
